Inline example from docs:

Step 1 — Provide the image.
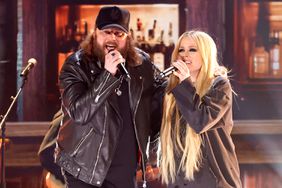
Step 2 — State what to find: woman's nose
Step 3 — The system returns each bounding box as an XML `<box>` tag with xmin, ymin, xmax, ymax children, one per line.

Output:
<box><xmin>184</xmin><ymin>51</ymin><xmax>191</xmax><ymax>57</ymax></box>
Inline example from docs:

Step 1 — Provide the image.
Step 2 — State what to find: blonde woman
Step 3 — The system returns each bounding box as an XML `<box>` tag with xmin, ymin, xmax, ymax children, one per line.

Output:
<box><xmin>160</xmin><ymin>30</ymin><xmax>242</xmax><ymax>188</ymax></box>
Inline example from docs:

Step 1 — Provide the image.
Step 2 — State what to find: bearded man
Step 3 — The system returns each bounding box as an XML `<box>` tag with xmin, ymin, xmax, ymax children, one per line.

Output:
<box><xmin>55</xmin><ymin>6</ymin><xmax>165</xmax><ymax>188</ymax></box>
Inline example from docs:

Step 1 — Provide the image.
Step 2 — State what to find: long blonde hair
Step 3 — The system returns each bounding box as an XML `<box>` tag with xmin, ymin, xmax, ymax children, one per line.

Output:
<box><xmin>160</xmin><ymin>30</ymin><xmax>227</xmax><ymax>184</ymax></box>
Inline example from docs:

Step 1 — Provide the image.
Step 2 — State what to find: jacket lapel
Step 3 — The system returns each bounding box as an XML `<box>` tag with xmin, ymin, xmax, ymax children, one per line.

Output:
<box><xmin>128</xmin><ymin>68</ymin><xmax>143</xmax><ymax>114</ymax></box>
<box><xmin>108</xmin><ymin>93</ymin><xmax>122</xmax><ymax>121</ymax></box>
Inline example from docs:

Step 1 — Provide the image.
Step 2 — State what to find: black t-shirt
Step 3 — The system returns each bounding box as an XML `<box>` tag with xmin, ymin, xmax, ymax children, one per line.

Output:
<box><xmin>105</xmin><ymin>79</ymin><xmax>138</xmax><ymax>187</ymax></box>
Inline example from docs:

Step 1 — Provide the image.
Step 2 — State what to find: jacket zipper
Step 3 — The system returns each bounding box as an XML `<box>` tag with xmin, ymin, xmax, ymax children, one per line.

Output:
<box><xmin>129</xmin><ymin>78</ymin><xmax>147</xmax><ymax>187</ymax></box>
<box><xmin>90</xmin><ymin>105</ymin><xmax>107</xmax><ymax>183</ymax></box>
<box><xmin>70</xmin><ymin>127</ymin><xmax>94</xmax><ymax>157</ymax></box>
<box><xmin>94</xmin><ymin>73</ymin><xmax>120</xmax><ymax>103</ymax></box>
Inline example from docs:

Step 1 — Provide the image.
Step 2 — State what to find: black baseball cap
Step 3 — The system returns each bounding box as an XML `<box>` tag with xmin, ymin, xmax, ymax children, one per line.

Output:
<box><xmin>95</xmin><ymin>6</ymin><xmax>130</xmax><ymax>33</ymax></box>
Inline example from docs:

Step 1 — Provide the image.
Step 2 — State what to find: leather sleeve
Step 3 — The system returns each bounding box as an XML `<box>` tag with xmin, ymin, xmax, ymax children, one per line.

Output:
<box><xmin>150</xmin><ymin>76</ymin><xmax>166</xmax><ymax>140</ymax></box>
<box><xmin>171</xmin><ymin>76</ymin><xmax>232</xmax><ymax>134</ymax></box>
<box><xmin>137</xmin><ymin>49</ymin><xmax>167</xmax><ymax>139</ymax></box>
<box><xmin>59</xmin><ymin>56</ymin><xmax>120</xmax><ymax>125</ymax></box>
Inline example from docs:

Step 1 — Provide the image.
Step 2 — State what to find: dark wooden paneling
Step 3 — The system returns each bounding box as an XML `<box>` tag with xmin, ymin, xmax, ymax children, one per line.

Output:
<box><xmin>22</xmin><ymin>0</ymin><xmax>56</xmax><ymax>121</ymax></box>
<box><xmin>0</xmin><ymin>0</ymin><xmax>17</xmax><ymax>120</ymax></box>
<box><xmin>240</xmin><ymin>164</ymin><xmax>282</xmax><ymax>188</ymax></box>
<box><xmin>3</xmin><ymin>122</ymin><xmax>49</xmax><ymax>188</ymax></box>
<box><xmin>185</xmin><ymin>0</ymin><xmax>226</xmax><ymax>62</ymax></box>
<box><xmin>6</xmin><ymin>167</ymin><xmax>44</xmax><ymax>188</ymax></box>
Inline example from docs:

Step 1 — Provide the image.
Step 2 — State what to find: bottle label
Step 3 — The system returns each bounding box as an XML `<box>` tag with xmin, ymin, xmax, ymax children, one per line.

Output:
<box><xmin>272</xmin><ymin>62</ymin><xmax>280</xmax><ymax>70</ymax></box>
<box><xmin>153</xmin><ymin>53</ymin><xmax>165</xmax><ymax>71</ymax></box>
<box><xmin>270</xmin><ymin>48</ymin><xmax>280</xmax><ymax>62</ymax></box>
<box><xmin>254</xmin><ymin>56</ymin><xmax>268</xmax><ymax>74</ymax></box>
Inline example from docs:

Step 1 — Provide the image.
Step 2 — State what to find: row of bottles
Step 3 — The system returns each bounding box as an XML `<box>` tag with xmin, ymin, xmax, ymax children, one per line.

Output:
<box><xmin>249</xmin><ymin>30</ymin><xmax>282</xmax><ymax>79</ymax></box>
<box><xmin>131</xmin><ymin>18</ymin><xmax>175</xmax><ymax>71</ymax></box>
<box><xmin>57</xmin><ymin>20</ymin><xmax>88</xmax><ymax>53</ymax></box>
<box><xmin>132</xmin><ymin>18</ymin><xmax>175</xmax><ymax>47</ymax></box>
<box><xmin>57</xmin><ymin>17</ymin><xmax>176</xmax><ymax>72</ymax></box>
<box><xmin>57</xmin><ymin>20</ymin><xmax>89</xmax><ymax>72</ymax></box>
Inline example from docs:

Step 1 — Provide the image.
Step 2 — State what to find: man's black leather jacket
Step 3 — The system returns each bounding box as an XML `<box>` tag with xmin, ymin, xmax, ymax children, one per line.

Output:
<box><xmin>55</xmin><ymin>49</ymin><xmax>165</xmax><ymax>186</ymax></box>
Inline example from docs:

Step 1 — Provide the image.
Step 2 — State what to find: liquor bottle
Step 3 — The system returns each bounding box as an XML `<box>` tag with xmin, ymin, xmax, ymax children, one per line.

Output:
<box><xmin>84</xmin><ymin>21</ymin><xmax>88</xmax><ymax>36</ymax></box>
<box><xmin>269</xmin><ymin>31</ymin><xmax>281</xmax><ymax>77</ymax></box>
<box><xmin>130</xmin><ymin>28</ymin><xmax>135</xmax><ymax>41</ymax></box>
<box><xmin>148</xmin><ymin>20</ymin><xmax>157</xmax><ymax>42</ymax></box>
<box><xmin>167</xmin><ymin>22</ymin><xmax>174</xmax><ymax>46</ymax></box>
<box><xmin>166</xmin><ymin>22</ymin><xmax>175</xmax><ymax>69</ymax></box>
<box><xmin>137</xmin><ymin>18</ymin><xmax>142</xmax><ymax>31</ymax></box>
<box><xmin>153</xmin><ymin>30</ymin><xmax>166</xmax><ymax>71</ymax></box>
<box><xmin>249</xmin><ymin>37</ymin><xmax>269</xmax><ymax>78</ymax></box>
<box><xmin>135</xmin><ymin>18</ymin><xmax>143</xmax><ymax>42</ymax></box>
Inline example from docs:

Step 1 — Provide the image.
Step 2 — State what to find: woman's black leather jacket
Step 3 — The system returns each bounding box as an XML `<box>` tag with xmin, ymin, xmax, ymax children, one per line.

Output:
<box><xmin>55</xmin><ymin>49</ymin><xmax>165</xmax><ymax>186</ymax></box>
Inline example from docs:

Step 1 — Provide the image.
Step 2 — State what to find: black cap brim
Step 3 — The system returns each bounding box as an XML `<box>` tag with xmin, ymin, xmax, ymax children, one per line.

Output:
<box><xmin>99</xmin><ymin>24</ymin><xmax>128</xmax><ymax>33</ymax></box>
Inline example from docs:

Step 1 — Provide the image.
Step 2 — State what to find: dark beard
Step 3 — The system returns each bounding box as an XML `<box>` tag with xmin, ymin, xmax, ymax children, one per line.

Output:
<box><xmin>92</xmin><ymin>38</ymin><xmax>129</xmax><ymax>66</ymax></box>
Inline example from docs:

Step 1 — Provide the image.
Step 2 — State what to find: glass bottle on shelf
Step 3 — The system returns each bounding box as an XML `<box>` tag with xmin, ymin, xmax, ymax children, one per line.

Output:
<box><xmin>130</xmin><ymin>28</ymin><xmax>135</xmax><ymax>41</ymax></box>
<box><xmin>269</xmin><ymin>31</ymin><xmax>281</xmax><ymax>78</ymax></box>
<box><xmin>153</xmin><ymin>30</ymin><xmax>166</xmax><ymax>71</ymax></box>
<box><xmin>84</xmin><ymin>21</ymin><xmax>88</xmax><ymax>37</ymax></box>
<box><xmin>166</xmin><ymin>22</ymin><xmax>175</xmax><ymax>69</ymax></box>
<box><xmin>135</xmin><ymin>18</ymin><xmax>144</xmax><ymax>42</ymax></box>
<box><xmin>280</xmin><ymin>31</ymin><xmax>282</xmax><ymax>76</ymax></box>
<box><xmin>166</xmin><ymin>22</ymin><xmax>174</xmax><ymax>45</ymax></box>
<box><xmin>148</xmin><ymin>19</ymin><xmax>157</xmax><ymax>42</ymax></box>
<box><xmin>249</xmin><ymin>37</ymin><xmax>269</xmax><ymax>79</ymax></box>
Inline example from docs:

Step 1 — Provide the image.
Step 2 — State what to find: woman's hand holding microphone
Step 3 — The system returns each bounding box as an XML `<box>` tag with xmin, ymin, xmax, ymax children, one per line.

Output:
<box><xmin>172</xmin><ymin>59</ymin><xmax>191</xmax><ymax>82</ymax></box>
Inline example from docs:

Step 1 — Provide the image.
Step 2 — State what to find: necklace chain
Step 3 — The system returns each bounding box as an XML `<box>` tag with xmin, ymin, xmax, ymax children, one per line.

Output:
<box><xmin>115</xmin><ymin>76</ymin><xmax>124</xmax><ymax>96</ymax></box>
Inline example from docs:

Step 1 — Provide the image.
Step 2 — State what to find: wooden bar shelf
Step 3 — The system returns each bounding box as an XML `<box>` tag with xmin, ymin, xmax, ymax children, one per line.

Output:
<box><xmin>3</xmin><ymin>120</ymin><xmax>282</xmax><ymax>166</ymax></box>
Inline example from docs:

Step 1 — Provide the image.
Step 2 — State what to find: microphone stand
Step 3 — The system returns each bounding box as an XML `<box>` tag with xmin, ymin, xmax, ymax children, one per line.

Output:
<box><xmin>0</xmin><ymin>75</ymin><xmax>28</xmax><ymax>188</ymax></box>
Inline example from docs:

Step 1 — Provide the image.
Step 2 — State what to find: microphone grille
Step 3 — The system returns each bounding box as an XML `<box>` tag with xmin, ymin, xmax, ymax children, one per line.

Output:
<box><xmin>28</xmin><ymin>58</ymin><xmax>37</xmax><ymax>65</ymax></box>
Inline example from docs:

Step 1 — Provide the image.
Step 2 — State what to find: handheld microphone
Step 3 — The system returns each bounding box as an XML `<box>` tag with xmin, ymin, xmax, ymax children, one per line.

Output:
<box><xmin>158</xmin><ymin>66</ymin><xmax>177</xmax><ymax>80</ymax></box>
<box><xmin>20</xmin><ymin>58</ymin><xmax>37</xmax><ymax>77</ymax></box>
<box><xmin>108</xmin><ymin>49</ymin><xmax>131</xmax><ymax>80</ymax></box>
<box><xmin>118</xmin><ymin>62</ymin><xmax>131</xmax><ymax>80</ymax></box>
